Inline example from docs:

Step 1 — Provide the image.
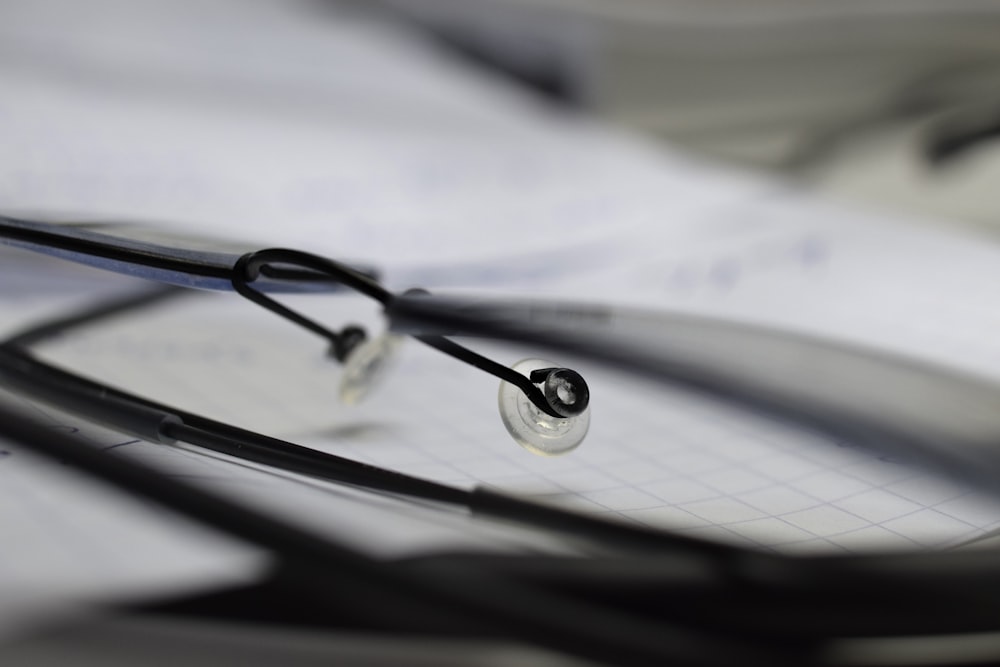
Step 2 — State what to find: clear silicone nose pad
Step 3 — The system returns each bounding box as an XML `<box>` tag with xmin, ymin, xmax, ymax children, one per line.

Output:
<box><xmin>498</xmin><ymin>358</ymin><xmax>590</xmax><ymax>456</ymax></box>
<box><xmin>339</xmin><ymin>334</ymin><xmax>403</xmax><ymax>404</ymax></box>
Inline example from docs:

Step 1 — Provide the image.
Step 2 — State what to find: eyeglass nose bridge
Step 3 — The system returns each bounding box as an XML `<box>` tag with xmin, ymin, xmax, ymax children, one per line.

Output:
<box><xmin>231</xmin><ymin>248</ymin><xmax>590</xmax><ymax>438</ymax></box>
<box><xmin>232</xmin><ymin>248</ymin><xmax>388</xmax><ymax>362</ymax></box>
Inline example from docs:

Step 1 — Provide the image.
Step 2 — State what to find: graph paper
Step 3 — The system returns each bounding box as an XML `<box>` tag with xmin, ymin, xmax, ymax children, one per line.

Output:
<box><xmin>31</xmin><ymin>198</ymin><xmax>1000</xmax><ymax>556</ymax></box>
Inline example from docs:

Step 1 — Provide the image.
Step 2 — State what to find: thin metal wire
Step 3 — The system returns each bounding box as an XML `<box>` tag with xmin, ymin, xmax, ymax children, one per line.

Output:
<box><xmin>231</xmin><ymin>248</ymin><xmax>575</xmax><ymax>417</ymax></box>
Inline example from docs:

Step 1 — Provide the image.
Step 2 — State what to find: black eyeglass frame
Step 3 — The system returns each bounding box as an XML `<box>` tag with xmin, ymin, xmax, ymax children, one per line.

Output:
<box><xmin>6</xmin><ymin>214</ymin><xmax>1000</xmax><ymax>665</ymax></box>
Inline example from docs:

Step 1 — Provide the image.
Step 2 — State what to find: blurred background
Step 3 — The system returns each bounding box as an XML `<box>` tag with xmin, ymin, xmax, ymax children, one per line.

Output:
<box><xmin>380</xmin><ymin>0</ymin><xmax>1000</xmax><ymax>232</ymax></box>
<box><xmin>4</xmin><ymin>0</ymin><xmax>1000</xmax><ymax>246</ymax></box>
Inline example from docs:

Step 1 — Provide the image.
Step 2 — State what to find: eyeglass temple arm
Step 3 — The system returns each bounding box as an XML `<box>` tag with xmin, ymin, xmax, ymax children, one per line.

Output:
<box><xmin>0</xmin><ymin>215</ymin><xmax>376</xmax><ymax>291</ymax></box>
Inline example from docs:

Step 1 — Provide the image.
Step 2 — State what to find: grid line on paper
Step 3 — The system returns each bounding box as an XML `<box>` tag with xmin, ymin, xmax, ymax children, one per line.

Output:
<box><xmin>29</xmin><ymin>294</ymin><xmax>1000</xmax><ymax>555</ymax></box>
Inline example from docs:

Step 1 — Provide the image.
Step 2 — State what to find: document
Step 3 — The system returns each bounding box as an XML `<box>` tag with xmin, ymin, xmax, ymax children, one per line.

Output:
<box><xmin>5</xmin><ymin>0</ymin><xmax>1000</xmax><ymax>633</ymax></box>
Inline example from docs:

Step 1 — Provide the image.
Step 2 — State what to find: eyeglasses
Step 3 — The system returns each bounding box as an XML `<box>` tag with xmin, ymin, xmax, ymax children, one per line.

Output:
<box><xmin>6</xmin><ymin>212</ymin><xmax>1000</xmax><ymax>665</ymax></box>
